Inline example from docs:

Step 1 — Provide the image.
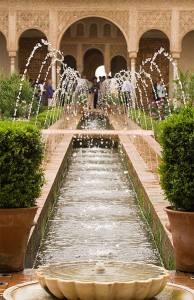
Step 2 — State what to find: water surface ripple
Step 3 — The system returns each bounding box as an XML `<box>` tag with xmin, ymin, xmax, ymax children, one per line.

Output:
<box><xmin>35</xmin><ymin>147</ymin><xmax>162</xmax><ymax>267</ymax></box>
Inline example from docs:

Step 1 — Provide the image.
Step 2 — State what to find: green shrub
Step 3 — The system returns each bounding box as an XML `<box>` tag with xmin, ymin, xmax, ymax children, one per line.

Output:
<box><xmin>0</xmin><ymin>72</ymin><xmax>38</xmax><ymax>119</ymax></box>
<box><xmin>158</xmin><ymin>105</ymin><xmax>194</xmax><ymax>211</ymax></box>
<box><xmin>0</xmin><ymin>121</ymin><xmax>45</xmax><ymax>208</ymax></box>
<box><xmin>30</xmin><ymin>107</ymin><xmax>64</xmax><ymax>129</ymax></box>
<box><xmin>173</xmin><ymin>69</ymin><xmax>194</xmax><ymax>106</ymax></box>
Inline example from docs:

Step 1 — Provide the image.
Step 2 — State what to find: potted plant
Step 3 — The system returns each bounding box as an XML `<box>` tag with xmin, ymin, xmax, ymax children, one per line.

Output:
<box><xmin>158</xmin><ymin>105</ymin><xmax>194</xmax><ymax>272</ymax></box>
<box><xmin>0</xmin><ymin>120</ymin><xmax>45</xmax><ymax>272</ymax></box>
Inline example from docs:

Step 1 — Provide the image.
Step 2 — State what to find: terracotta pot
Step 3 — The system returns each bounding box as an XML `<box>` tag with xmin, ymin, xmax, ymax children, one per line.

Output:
<box><xmin>0</xmin><ymin>206</ymin><xmax>38</xmax><ymax>272</ymax></box>
<box><xmin>164</xmin><ymin>206</ymin><xmax>194</xmax><ymax>272</ymax></box>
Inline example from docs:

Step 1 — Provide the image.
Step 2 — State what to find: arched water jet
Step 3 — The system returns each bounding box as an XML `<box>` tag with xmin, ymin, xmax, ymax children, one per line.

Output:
<box><xmin>13</xmin><ymin>39</ymin><xmax>83</xmax><ymax>126</ymax></box>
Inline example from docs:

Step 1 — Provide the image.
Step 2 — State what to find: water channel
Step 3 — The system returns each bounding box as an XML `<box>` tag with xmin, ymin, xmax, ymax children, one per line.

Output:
<box><xmin>35</xmin><ymin>115</ymin><xmax>162</xmax><ymax>267</ymax></box>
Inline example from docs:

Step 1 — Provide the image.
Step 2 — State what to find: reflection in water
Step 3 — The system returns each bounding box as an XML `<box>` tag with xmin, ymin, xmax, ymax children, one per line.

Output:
<box><xmin>35</xmin><ymin>147</ymin><xmax>162</xmax><ymax>267</ymax></box>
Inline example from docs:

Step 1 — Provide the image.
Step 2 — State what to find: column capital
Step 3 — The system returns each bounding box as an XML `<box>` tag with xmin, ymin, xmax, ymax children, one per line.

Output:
<box><xmin>8</xmin><ymin>51</ymin><xmax>17</xmax><ymax>57</ymax></box>
<box><xmin>77</xmin><ymin>65</ymin><xmax>84</xmax><ymax>75</ymax></box>
<box><xmin>171</xmin><ymin>51</ymin><xmax>180</xmax><ymax>59</ymax></box>
<box><xmin>129</xmin><ymin>51</ymin><xmax>137</xmax><ymax>59</ymax></box>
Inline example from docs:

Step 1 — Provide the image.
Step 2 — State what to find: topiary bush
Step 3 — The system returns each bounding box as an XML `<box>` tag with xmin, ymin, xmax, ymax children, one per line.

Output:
<box><xmin>158</xmin><ymin>105</ymin><xmax>194</xmax><ymax>211</ymax></box>
<box><xmin>0</xmin><ymin>121</ymin><xmax>45</xmax><ymax>208</ymax></box>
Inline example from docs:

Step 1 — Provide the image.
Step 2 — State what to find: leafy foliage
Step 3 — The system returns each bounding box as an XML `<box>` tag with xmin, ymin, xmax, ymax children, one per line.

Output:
<box><xmin>150</xmin><ymin>99</ymin><xmax>175</xmax><ymax>120</ymax></box>
<box><xmin>29</xmin><ymin>107</ymin><xmax>64</xmax><ymax>129</ymax></box>
<box><xmin>0</xmin><ymin>121</ymin><xmax>45</xmax><ymax>208</ymax></box>
<box><xmin>158</xmin><ymin>106</ymin><xmax>194</xmax><ymax>211</ymax></box>
<box><xmin>173</xmin><ymin>69</ymin><xmax>194</xmax><ymax>106</ymax></box>
<box><xmin>0</xmin><ymin>72</ymin><xmax>38</xmax><ymax>119</ymax></box>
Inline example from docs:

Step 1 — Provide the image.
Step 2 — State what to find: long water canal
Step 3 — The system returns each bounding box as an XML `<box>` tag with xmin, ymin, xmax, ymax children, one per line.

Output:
<box><xmin>35</xmin><ymin>143</ymin><xmax>162</xmax><ymax>267</ymax></box>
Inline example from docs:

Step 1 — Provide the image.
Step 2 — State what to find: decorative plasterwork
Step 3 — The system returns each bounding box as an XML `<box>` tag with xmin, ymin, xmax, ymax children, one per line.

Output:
<box><xmin>137</xmin><ymin>10</ymin><xmax>171</xmax><ymax>39</ymax></box>
<box><xmin>57</xmin><ymin>10</ymin><xmax>129</xmax><ymax>40</ymax></box>
<box><xmin>61</xmin><ymin>44</ymin><xmax>77</xmax><ymax>58</ymax></box>
<box><xmin>16</xmin><ymin>10</ymin><xmax>49</xmax><ymax>37</ymax></box>
<box><xmin>82</xmin><ymin>44</ymin><xmax>105</xmax><ymax>54</ymax></box>
<box><xmin>110</xmin><ymin>44</ymin><xmax>127</xmax><ymax>59</ymax></box>
<box><xmin>0</xmin><ymin>10</ymin><xmax>8</xmax><ymax>36</ymax></box>
<box><xmin>180</xmin><ymin>11</ymin><xmax>194</xmax><ymax>38</ymax></box>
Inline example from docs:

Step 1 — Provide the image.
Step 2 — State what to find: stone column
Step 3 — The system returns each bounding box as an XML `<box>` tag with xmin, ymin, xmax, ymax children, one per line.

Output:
<box><xmin>129</xmin><ymin>52</ymin><xmax>137</xmax><ymax>108</ymax></box>
<box><xmin>171</xmin><ymin>52</ymin><xmax>180</xmax><ymax>80</ymax></box>
<box><xmin>77</xmin><ymin>44</ymin><xmax>83</xmax><ymax>76</ymax></box>
<box><xmin>48</xmin><ymin>10</ymin><xmax>58</xmax><ymax>88</ymax></box>
<box><xmin>51</xmin><ymin>57</ymin><xmax>57</xmax><ymax>90</ymax></box>
<box><xmin>9</xmin><ymin>51</ymin><xmax>17</xmax><ymax>73</ymax></box>
<box><xmin>104</xmin><ymin>64</ymin><xmax>111</xmax><ymax>78</ymax></box>
<box><xmin>104</xmin><ymin>44</ymin><xmax>110</xmax><ymax>77</ymax></box>
<box><xmin>171</xmin><ymin>51</ymin><xmax>181</xmax><ymax>105</ymax></box>
<box><xmin>8</xmin><ymin>10</ymin><xmax>17</xmax><ymax>73</ymax></box>
<box><xmin>77</xmin><ymin>65</ymin><xmax>84</xmax><ymax>76</ymax></box>
<box><xmin>169</xmin><ymin>9</ymin><xmax>180</xmax><ymax>102</ymax></box>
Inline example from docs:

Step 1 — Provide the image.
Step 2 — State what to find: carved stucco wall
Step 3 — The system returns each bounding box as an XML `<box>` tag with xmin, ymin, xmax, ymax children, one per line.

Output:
<box><xmin>16</xmin><ymin>10</ymin><xmax>49</xmax><ymax>38</ymax></box>
<box><xmin>110</xmin><ymin>44</ymin><xmax>127</xmax><ymax>60</ymax></box>
<box><xmin>0</xmin><ymin>4</ymin><xmax>194</xmax><ymax>53</ymax></box>
<box><xmin>82</xmin><ymin>44</ymin><xmax>105</xmax><ymax>56</ymax></box>
<box><xmin>137</xmin><ymin>10</ymin><xmax>171</xmax><ymax>41</ymax></box>
<box><xmin>0</xmin><ymin>0</ymin><xmax>194</xmax><ymax>77</ymax></box>
<box><xmin>180</xmin><ymin>10</ymin><xmax>194</xmax><ymax>43</ymax></box>
<box><xmin>0</xmin><ymin>10</ymin><xmax>8</xmax><ymax>37</ymax></box>
<box><xmin>61</xmin><ymin>44</ymin><xmax>78</xmax><ymax>58</ymax></box>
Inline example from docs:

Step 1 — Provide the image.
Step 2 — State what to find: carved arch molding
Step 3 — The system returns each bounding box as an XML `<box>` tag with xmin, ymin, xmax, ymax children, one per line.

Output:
<box><xmin>57</xmin><ymin>10</ymin><xmax>129</xmax><ymax>40</ymax></box>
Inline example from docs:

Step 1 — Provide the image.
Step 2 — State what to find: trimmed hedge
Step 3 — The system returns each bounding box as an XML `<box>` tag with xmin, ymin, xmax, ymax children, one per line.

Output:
<box><xmin>30</xmin><ymin>107</ymin><xmax>64</xmax><ymax>129</ymax></box>
<box><xmin>0</xmin><ymin>121</ymin><xmax>45</xmax><ymax>208</ymax></box>
<box><xmin>158</xmin><ymin>106</ymin><xmax>194</xmax><ymax>211</ymax></box>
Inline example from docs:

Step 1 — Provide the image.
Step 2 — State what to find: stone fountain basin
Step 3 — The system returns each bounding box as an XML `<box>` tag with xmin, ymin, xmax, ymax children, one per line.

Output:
<box><xmin>35</xmin><ymin>261</ymin><xmax>169</xmax><ymax>300</ymax></box>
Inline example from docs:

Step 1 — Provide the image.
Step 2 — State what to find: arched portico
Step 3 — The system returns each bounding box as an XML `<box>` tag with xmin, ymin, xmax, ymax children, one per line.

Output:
<box><xmin>137</xmin><ymin>29</ymin><xmax>170</xmax><ymax>103</ymax></box>
<box><xmin>18</xmin><ymin>29</ymin><xmax>48</xmax><ymax>81</ymax></box>
<box><xmin>59</xmin><ymin>17</ymin><xmax>128</xmax><ymax>81</ymax></box>
<box><xmin>0</xmin><ymin>0</ymin><xmax>194</xmax><ymax>103</ymax></box>
<box><xmin>56</xmin><ymin>12</ymin><xmax>129</xmax><ymax>52</ymax></box>
<box><xmin>83</xmin><ymin>48</ymin><xmax>103</xmax><ymax>80</ymax></box>
<box><xmin>179</xmin><ymin>30</ymin><xmax>194</xmax><ymax>73</ymax></box>
<box><xmin>0</xmin><ymin>31</ymin><xmax>9</xmax><ymax>74</ymax></box>
<box><xmin>111</xmin><ymin>56</ymin><xmax>127</xmax><ymax>76</ymax></box>
<box><xmin>63</xmin><ymin>55</ymin><xmax>77</xmax><ymax>70</ymax></box>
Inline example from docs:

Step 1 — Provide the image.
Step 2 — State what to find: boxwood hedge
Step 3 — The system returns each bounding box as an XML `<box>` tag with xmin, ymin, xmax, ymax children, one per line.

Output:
<box><xmin>158</xmin><ymin>105</ymin><xmax>194</xmax><ymax>211</ymax></box>
<box><xmin>0</xmin><ymin>121</ymin><xmax>45</xmax><ymax>208</ymax></box>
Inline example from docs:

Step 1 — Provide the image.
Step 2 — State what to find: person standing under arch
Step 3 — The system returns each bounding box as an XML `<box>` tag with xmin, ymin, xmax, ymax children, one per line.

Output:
<box><xmin>45</xmin><ymin>79</ymin><xmax>54</xmax><ymax>107</ymax></box>
<box><xmin>92</xmin><ymin>76</ymin><xmax>99</xmax><ymax>109</ymax></box>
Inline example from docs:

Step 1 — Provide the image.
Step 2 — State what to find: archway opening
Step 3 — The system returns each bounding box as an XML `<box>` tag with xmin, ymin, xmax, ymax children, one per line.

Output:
<box><xmin>63</xmin><ymin>55</ymin><xmax>77</xmax><ymax>70</ymax></box>
<box><xmin>18</xmin><ymin>29</ymin><xmax>48</xmax><ymax>81</ymax></box>
<box><xmin>111</xmin><ymin>55</ymin><xmax>127</xmax><ymax>76</ymax></box>
<box><xmin>0</xmin><ymin>32</ymin><xmax>9</xmax><ymax>74</ymax></box>
<box><xmin>179</xmin><ymin>31</ymin><xmax>194</xmax><ymax>73</ymax></box>
<box><xmin>59</xmin><ymin>17</ymin><xmax>128</xmax><ymax>79</ymax></box>
<box><xmin>83</xmin><ymin>48</ymin><xmax>103</xmax><ymax>80</ymax></box>
<box><xmin>137</xmin><ymin>29</ymin><xmax>170</xmax><ymax>106</ymax></box>
<box><xmin>95</xmin><ymin>65</ymin><xmax>108</xmax><ymax>80</ymax></box>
